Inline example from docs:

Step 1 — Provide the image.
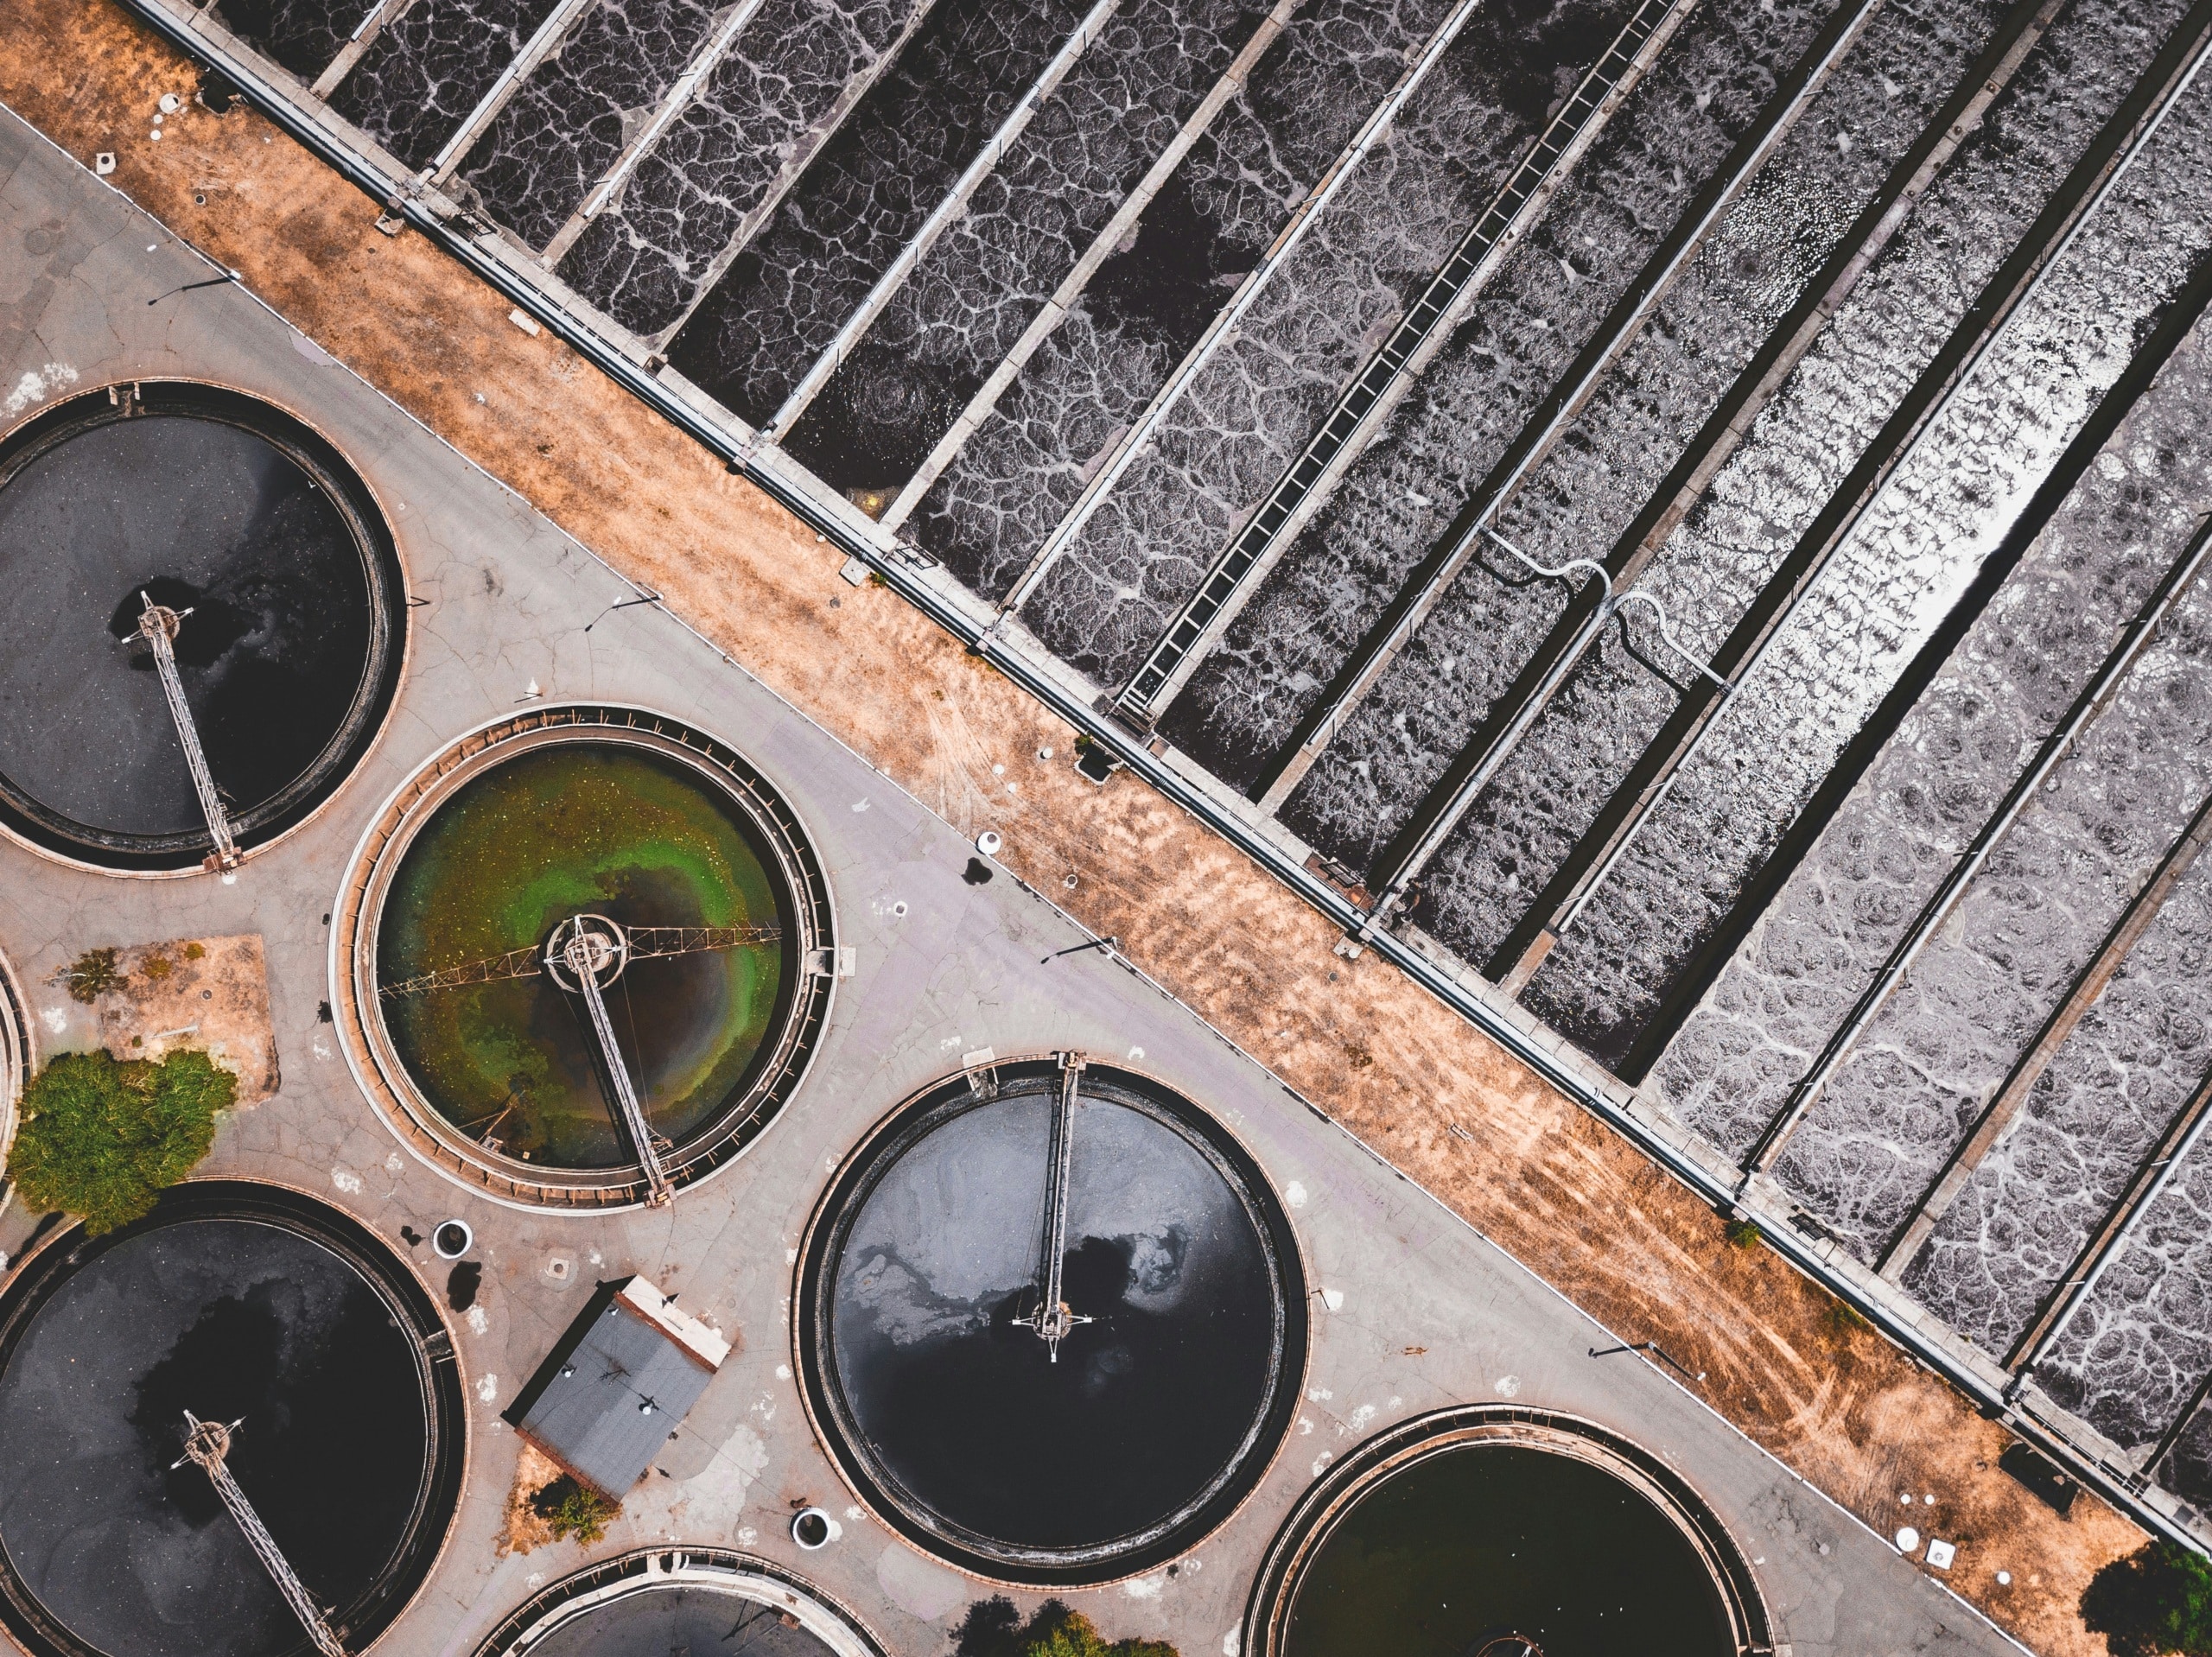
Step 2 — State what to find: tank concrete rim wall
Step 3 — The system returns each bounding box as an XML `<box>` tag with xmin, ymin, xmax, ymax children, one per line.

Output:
<box><xmin>334</xmin><ymin>703</ymin><xmax>836</xmax><ymax>1213</ymax></box>
<box><xmin>472</xmin><ymin>1546</ymin><xmax>890</xmax><ymax>1657</ymax></box>
<box><xmin>1241</xmin><ymin>1404</ymin><xmax>1775</xmax><ymax>1657</ymax></box>
<box><xmin>793</xmin><ymin>1053</ymin><xmax>1311</xmax><ymax>1588</ymax></box>
<box><xmin>0</xmin><ymin>1178</ymin><xmax>469</xmax><ymax>1657</ymax></box>
<box><xmin>0</xmin><ymin>379</ymin><xmax>410</xmax><ymax>877</ymax></box>
<box><xmin>0</xmin><ymin>944</ymin><xmax>30</xmax><ymax>1209</ymax></box>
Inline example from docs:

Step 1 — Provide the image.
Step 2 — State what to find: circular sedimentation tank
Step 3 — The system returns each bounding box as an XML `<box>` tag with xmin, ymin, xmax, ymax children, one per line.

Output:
<box><xmin>1244</xmin><ymin>1408</ymin><xmax>1770</xmax><ymax>1657</ymax></box>
<box><xmin>0</xmin><ymin>383</ymin><xmax>404</xmax><ymax>871</ymax></box>
<box><xmin>0</xmin><ymin>1181</ymin><xmax>465</xmax><ymax>1657</ymax></box>
<box><xmin>476</xmin><ymin>1549</ymin><xmax>885</xmax><ymax>1657</ymax></box>
<box><xmin>798</xmin><ymin>1057</ymin><xmax>1306</xmax><ymax>1584</ymax></box>
<box><xmin>344</xmin><ymin>707</ymin><xmax>833</xmax><ymax>1207</ymax></box>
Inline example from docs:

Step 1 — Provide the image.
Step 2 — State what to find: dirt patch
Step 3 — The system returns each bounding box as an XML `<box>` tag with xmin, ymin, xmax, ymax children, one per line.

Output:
<box><xmin>0</xmin><ymin>9</ymin><xmax>2149</xmax><ymax>1649</ymax></box>
<box><xmin>76</xmin><ymin>936</ymin><xmax>278</xmax><ymax>1103</ymax></box>
<box><xmin>495</xmin><ymin>1441</ymin><xmax>568</xmax><ymax>1557</ymax></box>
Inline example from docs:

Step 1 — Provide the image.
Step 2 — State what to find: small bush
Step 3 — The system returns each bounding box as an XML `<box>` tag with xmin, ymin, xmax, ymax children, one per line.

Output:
<box><xmin>1725</xmin><ymin>1218</ymin><xmax>1763</xmax><ymax>1252</ymax></box>
<box><xmin>143</xmin><ymin>955</ymin><xmax>174</xmax><ymax>981</ymax></box>
<box><xmin>1825</xmin><ymin>1298</ymin><xmax>1870</xmax><ymax>1336</ymax></box>
<box><xmin>531</xmin><ymin>1476</ymin><xmax>618</xmax><ymax>1545</ymax></box>
<box><xmin>5</xmin><ymin>1049</ymin><xmax>232</xmax><ymax>1234</ymax></box>
<box><xmin>182</xmin><ymin>942</ymin><xmax>205</xmax><ymax>961</ymax></box>
<box><xmin>954</xmin><ymin>1597</ymin><xmax>1176</xmax><ymax>1657</ymax></box>
<box><xmin>2082</xmin><ymin>1540</ymin><xmax>2212</xmax><ymax>1655</ymax></box>
<box><xmin>58</xmin><ymin>948</ymin><xmax>124</xmax><ymax>1004</ymax></box>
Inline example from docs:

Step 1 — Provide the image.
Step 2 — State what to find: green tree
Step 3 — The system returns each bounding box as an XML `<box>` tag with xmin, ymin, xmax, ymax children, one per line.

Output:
<box><xmin>953</xmin><ymin>1598</ymin><xmax>1175</xmax><ymax>1657</ymax></box>
<box><xmin>531</xmin><ymin>1476</ymin><xmax>618</xmax><ymax>1545</ymax></box>
<box><xmin>2082</xmin><ymin>1540</ymin><xmax>2212</xmax><ymax>1655</ymax></box>
<box><xmin>5</xmin><ymin>1049</ymin><xmax>232</xmax><ymax>1235</ymax></box>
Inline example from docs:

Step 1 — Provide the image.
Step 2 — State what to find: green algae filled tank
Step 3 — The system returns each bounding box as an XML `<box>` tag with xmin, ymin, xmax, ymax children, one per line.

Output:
<box><xmin>348</xmin><ymin>708</ymin><xmax>833</xmax><ymax>1207</ymax></box>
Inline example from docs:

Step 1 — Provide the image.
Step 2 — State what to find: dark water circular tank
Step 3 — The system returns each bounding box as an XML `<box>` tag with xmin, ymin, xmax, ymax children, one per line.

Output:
<box><xmin>798</xmin><ymin>1058</ymin><xmax>1306</xmax><ymax>1584</ymax></box>
<box><xmin>0</xmin><ymin>1183</ymin><xmax>465</xmax><ymax>1657</ymax></box>
<box><xmin>0</xmin><ymin>384</ymin><xmax>404</xmax><ymax>869</ymax></box>
<box><xmin>475</xmin><ymin>1550</ymin><xmax>884</xmax><ymax>1657</ymax></box>
<box><xmin>522</xmin><ymin>1588</ymin><xmax>833</xmax><ymax>1657</ymax></box>
<box><xmin>1247</xmin><ymin>1408</ymin><xmax>1770</xmax><ymax>1657</ymax></box>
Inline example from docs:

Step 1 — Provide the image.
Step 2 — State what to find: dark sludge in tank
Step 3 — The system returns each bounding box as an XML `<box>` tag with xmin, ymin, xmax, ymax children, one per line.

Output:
<box><xmin>0</xmin><ymin>383</ymin><xmax>404</xmax><ymax>870</ymax></box>
<box><xmin>798</xmin><ymin>1057</ymin><xmax>1306</xmax><ymax>1584</ymax></box>
<box><xmin>367</xmin><ymin>724</ymin><xmax>819</xmax><ymax>1191</ymax></box>
<box><xmin>1256</xmin><ymin>1409</ymin><xmax>1770</xmax><ymax>1657</ymax></box>
<box><xmin>0</xmin><ymin>1181</ymin><xmax>465</xmax><ymax>1657</ymax></box>
<box><xmin>511</xmin><ymin>1587</ymin><xmax>835</xmax><ymax>1657</ymax></box>
<box><xmin>478</xmin><ymin>1550</ymin><xmax>880</xmax><ymax>1657</ymax></box>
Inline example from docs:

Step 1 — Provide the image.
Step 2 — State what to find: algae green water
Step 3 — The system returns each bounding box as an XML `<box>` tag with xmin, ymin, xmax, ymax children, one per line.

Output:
<box><xmin>378</xmin><ymin>744</ymin><xmax>789</xmax><ymax>1169</ymax></box>
<box><xmin>1285</xmin><ymin>1444</ymin><xmax>1732</xmax><ymax>1657</ymax></box>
